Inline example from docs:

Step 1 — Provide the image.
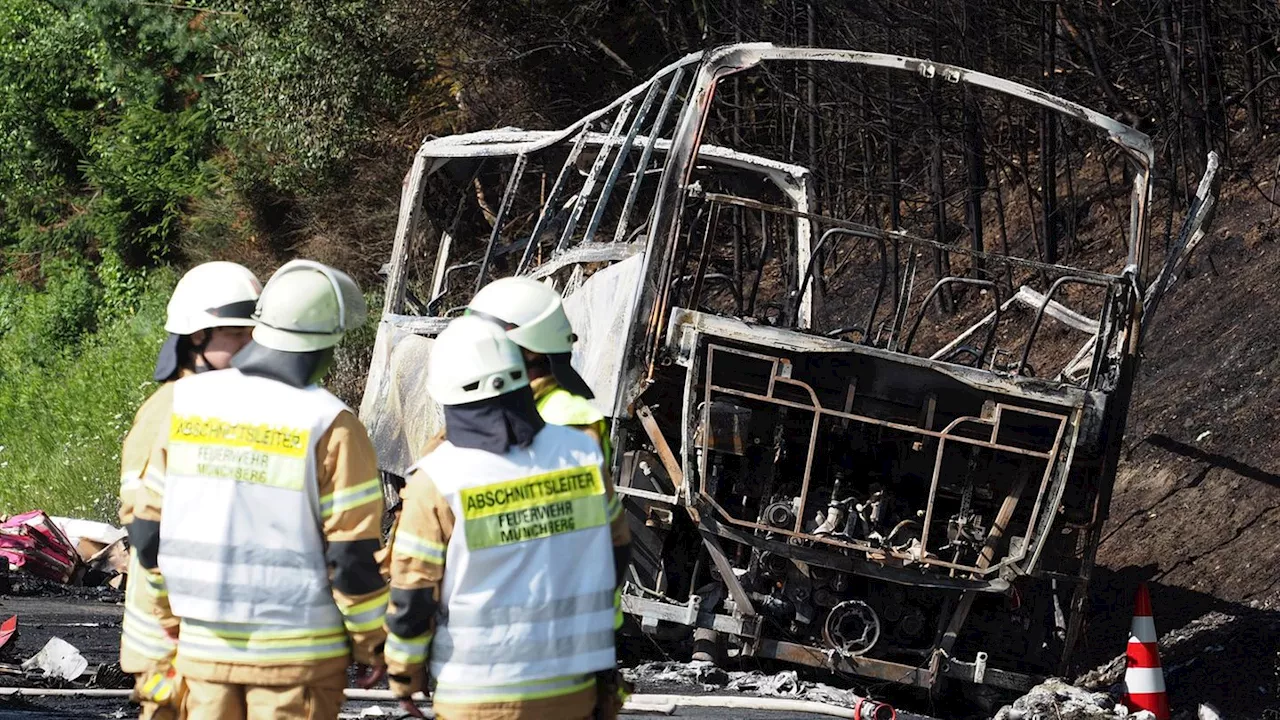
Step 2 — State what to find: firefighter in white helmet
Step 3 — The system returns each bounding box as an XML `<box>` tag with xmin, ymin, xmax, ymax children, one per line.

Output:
<box><xmin>467</xmin><ymin>276</ymin><xmax>632</xmax><ymax>667</ymax></box>
<box><xmin>118</xmin><ymin>261</ymin><xmax>262</xmax><ymax>718</ymax></box>
<box><xmin>467</xmin><ymin>276</ymin><xmax>612</xmax><ymax>459</ymax></box>
<box><xmin>386</xmin><ymin>315</ymin><xmax>628</xmax><ymax>720</ymax></box>
<box><xmin>129</xmin><ymin>260</ymin><xmax>388</xmax><ymax>720</ymax></box>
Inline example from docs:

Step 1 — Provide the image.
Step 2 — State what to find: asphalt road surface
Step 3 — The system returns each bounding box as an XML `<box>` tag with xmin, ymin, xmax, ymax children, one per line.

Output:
<box><xmin>0</xmin><ymin>700</ymin><xmax>859</xmax><ymax>719</ymax></box>
<box><xmin>0</xmin><ymin>594</ymin><xmax>932</xmax><ymax>720</ymax></box>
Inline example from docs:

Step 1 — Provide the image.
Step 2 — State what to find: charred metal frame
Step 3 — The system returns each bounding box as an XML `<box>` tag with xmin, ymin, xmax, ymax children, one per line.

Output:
<box><xmin>362</xmin><ymin>43</ymin><xmax>1223</xmax><ymax>696</ymax></box>
<box><xmin>616</xmin><ymin>44</ymin><xmax>1154</xmax><ymax>419</ymax></box>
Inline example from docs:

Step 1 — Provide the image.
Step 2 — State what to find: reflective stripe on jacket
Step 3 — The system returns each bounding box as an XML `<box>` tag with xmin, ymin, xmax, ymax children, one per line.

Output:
<box><xmin>121</xmin><ymin>549</ymin><xmax>177</xmax><ymax>665</ymax></box>
<box><xmin>157</xmin><ymin>368</ymin><xmax>349</xmax><ymax>664</ymax></box>
<box><xmin>119</xmin><ymin>381</ymin><xmax>180</xmax><ymax>671</ymax></box>
<box><xmin>414</xmin><ymin>424</ymin><xmax>616</xmax><ymax>692</ymax></box>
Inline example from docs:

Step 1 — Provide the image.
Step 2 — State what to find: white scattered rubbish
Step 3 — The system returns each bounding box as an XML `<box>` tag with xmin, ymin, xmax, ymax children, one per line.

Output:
<box><xmin>53</xmin><ymin>517</ymin><xmax>128</xmax><ymax>568</ymax></box>
<box><xmin>628</xmin><ymin>660</ymin><xmax>728</xmax><ymax>688</ymax></box>
<box><xmin>51</xmin><ymin>518</ymin><xmax>126</xmax><ymax>548</ymax></box>
<box><xmin>729</xmin><ymin>669</ymin><xmax>802</xmax><ymax>696</ymax></box>
<box><xmin>1195</xmin><ymin>430</ymin><xmax>1212</xmax><ymax>442</ymax></box>
<box><xmin>358</xmin><ymin>707</ymin><xmax>388</xmax><ymax>717</ymax></box>
<box><xmin>1198</xmin><ymin>703</ymin><xmax>1223</xmax><ymax>720</ymax></box>
<box><xmin>624</xmin><ymin>661</ymin><xmax>888</xmax><ymax>712</ymax></box>
<box><xmin>20</xmin><ymin>637</ymin><xmax>88</xmax><ymax>681</ymax></box>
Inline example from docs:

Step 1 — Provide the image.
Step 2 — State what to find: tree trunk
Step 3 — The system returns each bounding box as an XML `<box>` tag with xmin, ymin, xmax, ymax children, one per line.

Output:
<box><xmin>931</xmin><ymin>0</ymin><xmax>954</xmax><ymax>314</ymax></box>
<box><xmin>1040</xmin><ymin>0</ymin><xmax>1060</xmax><ymax>266</ymax></box>
<box><xmin>1243</xmin><ymin>20</ymin><xmax>1263</xmax><ymax>142</ymax></box>
<box><xmin>963</xmin><ymin>0</ymin><xmax>985</xmax><ymax>274</ymax></box>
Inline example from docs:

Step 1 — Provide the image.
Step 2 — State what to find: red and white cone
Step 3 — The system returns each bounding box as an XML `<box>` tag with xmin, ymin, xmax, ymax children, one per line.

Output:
<box><xmin>1124</xmin><ymin>583</ymin><xmax>1170</xmax><ymax>719</ymax></box>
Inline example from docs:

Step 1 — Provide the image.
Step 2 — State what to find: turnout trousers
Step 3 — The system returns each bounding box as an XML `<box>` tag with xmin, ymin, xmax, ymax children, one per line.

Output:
<box><xmin>179</xmin><ymin>670</ymin><xmax>346</xmax><ymax>720</ymax></box>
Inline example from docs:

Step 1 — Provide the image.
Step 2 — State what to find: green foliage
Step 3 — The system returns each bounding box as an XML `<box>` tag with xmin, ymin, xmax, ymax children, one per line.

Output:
<box><xmin>328</xmin><ymin>290</ymin><xmax>381</xmax><ymax>408</ymax></box>
<box><xmin>0</xmin><ymin>0</ymin><xmax>217</xmax><ymax>259</ymax></box>
<box><xmin>80</xmin><ymin>0</ymin><xmax>216</xmax><ymax>106</ymax></box>
<box><xmin>0</xmin><ymin>259</ymin><xmax>101</xmax><ymax>373</ymax></box>
<box><xmin>215</xmin><ymin>0</ymin><xmax>407</xmax><ymax>193</ymax></box>
<box><xmin>97</xmin><ymin>249</ymin><xmax>150</xmax><ymax>325</ymax></box>
<box><xmin>0</xmin><ymin>275</ymin><xmax>23</xmax><ymax>342</ymax></box>
<box><xmin>83</xmin><ymin>103</ymin><xmax>216</xmax><ymax>264</ymax></box>
<box><xmin>0</xmin><ymin>270</ymin><xmax>173</xmax><ymax>520</ymax></box>
<box><xmin>0</xmin><ymin>1</ymin><xmax>103</xmax><ymax>245</ymax></box>
<box><xmin>0</xmin><ymin>0</ymin><xmax>415</xmax><ymax>263</ymax></box>
<box><xmin>0</xmin><ymin>0</ymin><xmax>421</xmax><ymax>516</ymax></box>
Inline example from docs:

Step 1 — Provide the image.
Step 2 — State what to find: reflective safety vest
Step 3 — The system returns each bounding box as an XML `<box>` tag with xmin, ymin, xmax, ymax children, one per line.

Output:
<box><xmin>416</xmin><ymin>424</ymin><xmax>616</xmax><ymax>694</ymax></box>
<box><xmin>536</xmin><ymin>386</ymin><xmax>611</xmax><ymax>462</ymax></box>
<box><xmin>157</xmin><ymin>368</ymin><xmax>350</xmax><ymax>664</ymax></box>
<box><xmin>535</xmin><ymin>385</ymin><xmax>623</xmax><ymax>630</ymax></box>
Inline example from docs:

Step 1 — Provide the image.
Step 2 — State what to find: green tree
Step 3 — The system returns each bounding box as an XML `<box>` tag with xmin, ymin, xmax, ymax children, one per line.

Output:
<box><xmin>0</xmin><ymin>0</ymin><xmax>218</xmax><ymax>262</ymax></box>
<box><xmin>214</xmin><ymin>0</ymin><xmax>408</xmax><ymax>193</ymax></box>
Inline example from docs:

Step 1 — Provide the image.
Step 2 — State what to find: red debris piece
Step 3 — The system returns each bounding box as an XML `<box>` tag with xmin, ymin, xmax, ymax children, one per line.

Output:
<box><xmin>0</xmin><ymin>616</ymin><xmax>16</xmax><ymax>652</ymax></box>
<box><xmin>0</xmin><ymin>511</ymin><xmax>80</xmax><ymax>583</ymax></box>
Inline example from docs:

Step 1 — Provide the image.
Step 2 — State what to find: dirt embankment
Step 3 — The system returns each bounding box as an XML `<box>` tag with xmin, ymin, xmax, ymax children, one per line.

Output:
<box><xmin>1077</xmin><ymin>187</ymin><xmax>1280</xmax><ymax>717</ymax></box>
<box><xmin>1101</xmin><ymin>193</ymin><xmax>1280</xmax><ymax>604</ymax></box>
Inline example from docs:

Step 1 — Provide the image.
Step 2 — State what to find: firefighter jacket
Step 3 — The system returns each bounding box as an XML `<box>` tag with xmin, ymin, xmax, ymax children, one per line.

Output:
<box><xmin>131</xmin><ymin>368</ymin><xmax>388</xmax><ymax>686</ymax></box>
<box><xmin>118</xmin><ymin>380</ymin><xmax>181</xmax><ymax>673</ymax></box>
<box><xmin>385</xmin><ymin>423</ymin><xmax>629</xmax><ymax>718</ymax></box>
<box><xmin>531</xmin><ymin>376</ymin><xmax>610</xmax><ymax>462</ymax></box>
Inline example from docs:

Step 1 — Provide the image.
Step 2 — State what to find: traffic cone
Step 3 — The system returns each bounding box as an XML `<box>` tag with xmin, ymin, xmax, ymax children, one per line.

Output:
<box><xmin>1124</xmin><ymin>583</ymin><xmax>1170</xmax><ymax>719</ymax></box>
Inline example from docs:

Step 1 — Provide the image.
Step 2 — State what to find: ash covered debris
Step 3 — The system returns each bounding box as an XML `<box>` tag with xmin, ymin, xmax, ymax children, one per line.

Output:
<box><xmin>1074</xmin><ymin>607</ymin><xmax>1280</xmax><ymax>718</ymax></box>
<box><xmin>987</xmin><ymin>602</ymin><xmax>1280</xmax><ymax>720</ymax></box>
<box><xmin>1078</xmin><ymin>610</ymin><xmax>1257</xmax><ymax>691</ymax></box>
<box><xmin>0</xmin><ymin>512</ymin><xmax>79</xmax><ymax>584</ymax></box>
<box><xmin>993</xmin><ymin>679</ymin><xmax>1149</xmax><ymax>720</ymax></box>
<box><xmin>0</xmin><ymin>512</ymin><xmax>130</xmax><ymax>592</ymax></box>
<box><xmin>625</xmin><ymin>660</ymin><xmax>880</xmax><ymax>708</ymax></box>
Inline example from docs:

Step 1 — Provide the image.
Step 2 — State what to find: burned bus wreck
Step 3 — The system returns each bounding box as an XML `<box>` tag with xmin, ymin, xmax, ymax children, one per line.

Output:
<box><xmin>360</xmin><ymin>44</ymin><xmax>1219</xmax><ymax>693</ymax></box>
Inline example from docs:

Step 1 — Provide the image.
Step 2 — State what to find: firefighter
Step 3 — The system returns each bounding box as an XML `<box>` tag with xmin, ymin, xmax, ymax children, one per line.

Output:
<box><xmin>467</xmin><ymin>276</ymin><xmax>631</xmax><ymax>649</ymax></box>
<box><xmin>129</xmin><ymin>259</ymin><xmax>388</xmax><ymax>720</ymax></box>
<box><xmin>118</xmin><ymin>261</ymin><xmax>262</xmax><ymax>718</ymax></box>
<box><xmin>467</xmin><ymin>276</ymin><xmax>611</xmax><ymax>459</ymax></box>
<box><xmin>386</xmin><ymin>315</ymin><xmax>629</xmax><ymax>720</ymax></box>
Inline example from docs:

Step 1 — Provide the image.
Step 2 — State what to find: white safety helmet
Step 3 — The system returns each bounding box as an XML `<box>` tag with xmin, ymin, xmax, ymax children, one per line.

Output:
<box><xmin>252</xmin><ymin>259</ymin><xmax>368</xmax><ymax>353</ymax></box>
<box><xmin>427</xmin><ymin>315</ymin><xmax>529</xmax><ymax>406</ymax></box>
<box><xmin>154</xmin><ymin>261</ymin><xmax>262</xmax><ymax>381</ymax></box>
<box><xmin>164</xmin><ymin>261</ymin><xmax>262</xmax><ymax>335</ymax></box>
<box><xmin>467</xmin><ymin>276</ymin><xmax>595</xmax><ymax>399</ymax></box>
<box><xmin>468</xmin><ymin>277</ymin><xmax>576</xmax><ymax>354</ymax></box>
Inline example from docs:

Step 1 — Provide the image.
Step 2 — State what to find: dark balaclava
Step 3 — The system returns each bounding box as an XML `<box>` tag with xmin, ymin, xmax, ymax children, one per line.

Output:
<box><xmin>442</xmin><ymin>384</ymin><xmax>544</xmax><ymax>454</ymax></box>
<box><xmin>152</xmin><ymin>333</ymin><xmax>190</xmax><ymax>382</ymax></box>
<box><xmin>232</xmin><ymin>341</ymin><xmax>335</xmax><ymax>389</ymax></box>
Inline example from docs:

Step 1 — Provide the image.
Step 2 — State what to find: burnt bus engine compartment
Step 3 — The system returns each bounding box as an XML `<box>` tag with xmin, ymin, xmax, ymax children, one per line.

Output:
<box><xmin>617</xmin><ymin>311</ymin><xmax>1104</xmax><ymax>692</ymax></box>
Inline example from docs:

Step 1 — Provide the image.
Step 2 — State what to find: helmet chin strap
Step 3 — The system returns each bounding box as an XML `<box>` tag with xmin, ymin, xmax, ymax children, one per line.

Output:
<box><xmin>190</xmin><ymin>332</ymin><xmax>214</xmax><ymax>373</ymax></box>
<box><xmin>525</xmin><ymin>353</ymin><xmax>551</xmax><ymax>380</ymax></box>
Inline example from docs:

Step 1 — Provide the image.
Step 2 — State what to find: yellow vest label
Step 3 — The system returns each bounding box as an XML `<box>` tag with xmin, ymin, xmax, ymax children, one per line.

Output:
<box><xmin>168</xmin><ymin>414</ymin><xmax>310</xmax><ymax>490</ymax></box>
<box><xmin>461</xmin><ymin>466</ymin><xmax>607</xmax><ymax>550</ymax></box>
